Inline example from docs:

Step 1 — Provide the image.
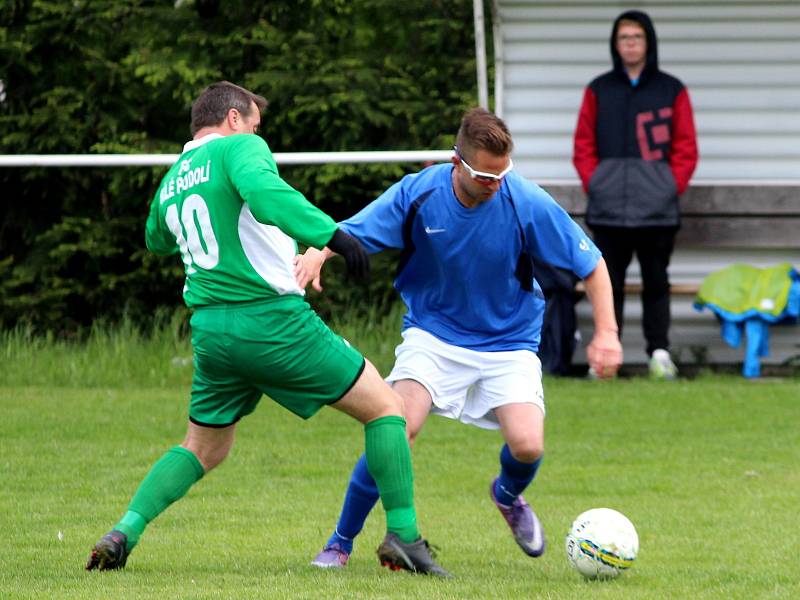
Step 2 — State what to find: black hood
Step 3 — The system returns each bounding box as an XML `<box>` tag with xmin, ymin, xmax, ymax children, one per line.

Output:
<box><xmin>610</xmin><ymin>10</ymin><xmax>658</xmax><ymax>84</ymax></box>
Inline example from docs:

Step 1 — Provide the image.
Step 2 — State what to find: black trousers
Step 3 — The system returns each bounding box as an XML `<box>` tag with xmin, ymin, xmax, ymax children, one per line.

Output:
<box><xmin>590</xmin><ymin>225</ymin><xmax>678</xmax><ymax>356</ymax></box>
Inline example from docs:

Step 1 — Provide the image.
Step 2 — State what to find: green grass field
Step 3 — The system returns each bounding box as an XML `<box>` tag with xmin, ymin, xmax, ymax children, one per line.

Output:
<box><xmin>1</xmin><ymin>314</ymin><xmax>798</xmax><ymax>599</ymax></box>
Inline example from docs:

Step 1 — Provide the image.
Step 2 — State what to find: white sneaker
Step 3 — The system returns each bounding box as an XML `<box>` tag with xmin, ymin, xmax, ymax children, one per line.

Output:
<box><xmin>649</xmin><ymin>349</ymin><xmax>677</xmax><ymax>380</ymax></box>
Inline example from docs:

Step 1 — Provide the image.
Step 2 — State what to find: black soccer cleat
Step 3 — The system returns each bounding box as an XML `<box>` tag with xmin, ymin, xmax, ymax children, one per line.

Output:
<box><xmin>85</xmin><ymin>530</ymin><xmax>130</xmax><ymax>571</ymax></box>
<box><xmin>376</xmin><ymin>532</ymin><xmax>452</xmax><ymax>577</ymax></box>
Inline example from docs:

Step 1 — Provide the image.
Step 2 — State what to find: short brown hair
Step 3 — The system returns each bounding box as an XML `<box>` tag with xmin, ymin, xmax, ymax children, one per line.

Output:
<box><xmin>455</xmin><ymin>107</ymin><xmax>514</xmax><ymax>160</ymax></box>
<box><xmin>190</xmin><ymin>81</ymin><xmax>268</xmax><ymax>135</ymax></box>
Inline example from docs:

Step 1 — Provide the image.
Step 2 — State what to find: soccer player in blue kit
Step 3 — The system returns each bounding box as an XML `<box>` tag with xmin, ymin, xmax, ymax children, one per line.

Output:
<box><xmin>296</xmin><ymin>108</ymin><xmax>623</xmax><ymax>569</ymax></box>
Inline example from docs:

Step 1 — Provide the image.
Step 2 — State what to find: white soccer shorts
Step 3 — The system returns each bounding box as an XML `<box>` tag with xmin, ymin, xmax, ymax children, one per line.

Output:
<box><xmin>386</xmin><ymin>327</ymin><xmax>545</xmax><ymax>430</ymax></box>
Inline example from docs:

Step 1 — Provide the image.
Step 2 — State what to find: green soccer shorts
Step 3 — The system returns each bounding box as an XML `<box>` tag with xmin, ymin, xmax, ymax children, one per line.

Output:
<box><xmin>188</xmin><ymin>295</ymin><xmax>365</xmax><ymax>426</ymax></box>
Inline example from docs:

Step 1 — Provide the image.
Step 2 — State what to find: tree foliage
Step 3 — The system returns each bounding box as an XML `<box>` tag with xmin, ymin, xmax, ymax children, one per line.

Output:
<box><xmin>0</xmin><ymin>0</ymin><xmax>480</xmax><ymax>333</ymax></box>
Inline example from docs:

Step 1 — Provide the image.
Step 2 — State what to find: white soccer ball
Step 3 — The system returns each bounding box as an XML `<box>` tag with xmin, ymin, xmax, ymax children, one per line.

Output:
<box><xmin>565</xmin><ymin>508</ymin><xmax>639</xmax><ymax>580</ymax></box>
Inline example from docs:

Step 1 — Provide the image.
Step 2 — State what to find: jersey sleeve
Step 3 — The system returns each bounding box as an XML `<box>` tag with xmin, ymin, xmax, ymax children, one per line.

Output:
<box><xmin>223</xmin><ymin>135</ymin><xmax>337</xmax><ymax>249</ymax></box>
<box><xmin>144</xmin><ymin>193</ymin><xmax>178</xmax><ymax>256</ymax></box>
<box><xmin>339</xmin><ymin>177</ymin><xmax>411</xmax><ymax>253</ymax></box>
<box><xmin>514</xmin><ymin>179</ymin><xmax>601</xmax><ymax>279</ymax></box>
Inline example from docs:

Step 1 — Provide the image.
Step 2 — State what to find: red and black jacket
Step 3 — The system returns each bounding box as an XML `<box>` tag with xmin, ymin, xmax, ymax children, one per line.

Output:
<box><xmin>573</xmin><ymin>10</ymin><xmax>698</xmax><ymax>228</ymax></box>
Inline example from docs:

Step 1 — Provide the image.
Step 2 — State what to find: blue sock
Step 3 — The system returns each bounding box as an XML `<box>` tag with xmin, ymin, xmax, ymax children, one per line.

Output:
<box><xmin>326</xmin><ymin>454</ymin><xmax>380</xmax><ymax>554</ymax></box>
<box><xmin>494</xmin><ymin>444</ymin><xmax>542</xmax><ymax>506</ymax></box>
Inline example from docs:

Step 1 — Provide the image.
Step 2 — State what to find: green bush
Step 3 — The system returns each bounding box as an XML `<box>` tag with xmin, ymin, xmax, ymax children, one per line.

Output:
<box><xmin>0</xmin><ymin>0</ymin><xmax>482</xmax><ymax>333</ymax></box>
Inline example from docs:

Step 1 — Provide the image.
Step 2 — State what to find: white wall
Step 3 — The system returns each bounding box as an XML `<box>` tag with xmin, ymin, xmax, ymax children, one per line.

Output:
<box><xmin>496</xmin><ymin>1</ymin><xmax>800</xmax><ymax>368</ymax></box>
<box><xmin>497</xmin><ymin>0</ymin><xmax>800</xmax><ymax>181</ymax></box>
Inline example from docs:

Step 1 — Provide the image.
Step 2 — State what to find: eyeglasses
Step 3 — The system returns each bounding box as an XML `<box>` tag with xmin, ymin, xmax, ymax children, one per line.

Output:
<box><xmin>454</xmin><ymin>146</ymin><xmax>513</xmax><ymax>186</ymax></box>
<box><xmin>617</xmin><ymin>33</ymin><xmax>645</xmax><ymax>43</ymax></box>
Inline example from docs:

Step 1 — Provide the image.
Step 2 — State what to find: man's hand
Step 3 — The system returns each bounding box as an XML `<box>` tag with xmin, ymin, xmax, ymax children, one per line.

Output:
<box><xmin>294</xmin><ymin>247</ymin><xmax>328</xmax><ymax>292</ymax></box>
<box><xmin>586</xmin><ymin>328</ymin><xmax>623</xmax><ymax>379</ymax></box>
<box><xmin>582</xmin><ymin>258</ymin><xmax>622</xmax><ymax>378</ymax></box>
<box><xmin>326</xmin><ymin>228</ymin><xmax>370</xmax><ymax>279</ymax></box>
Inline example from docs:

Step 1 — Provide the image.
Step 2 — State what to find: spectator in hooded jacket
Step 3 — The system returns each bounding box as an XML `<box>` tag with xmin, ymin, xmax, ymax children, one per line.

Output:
<box><xmin>573</xmin><ymin>10</ymin><xmax>698</xmax><ymax>379</ymax></box>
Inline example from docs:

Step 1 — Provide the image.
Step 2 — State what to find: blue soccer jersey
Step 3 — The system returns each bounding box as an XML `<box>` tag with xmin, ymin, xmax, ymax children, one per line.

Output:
<box><xmin>341</xmin><ymin>163</ymin><xmax>601</xmax><ymax>352</ymax></box>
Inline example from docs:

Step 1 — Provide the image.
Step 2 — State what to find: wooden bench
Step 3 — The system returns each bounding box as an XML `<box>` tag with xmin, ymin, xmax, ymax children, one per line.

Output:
<box><xmin>543</xmin><ymin>182</ymin><xmax>800</xmax><ymax>293</ymax></box>
<box><xmin>540</xmin><ymin>182</ymin><xmax>800</xmax><ymax>367</ymax></box>
<box><xmin>574</xmin><ymin>281</ymin><xmax>700</xmax><ymax>296</ymax></box>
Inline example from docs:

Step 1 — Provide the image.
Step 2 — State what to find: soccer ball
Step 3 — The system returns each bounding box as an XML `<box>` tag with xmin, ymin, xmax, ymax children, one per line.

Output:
<box><xmin>565</xmin><ymin>508</ymin><xmax>639</xmax><ymax>580</ymax></box>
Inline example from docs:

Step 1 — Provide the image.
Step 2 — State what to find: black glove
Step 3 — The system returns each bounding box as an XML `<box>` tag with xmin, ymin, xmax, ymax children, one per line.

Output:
<box><xmin>326</xmin><ymin>229</ymin><xmax>370</xmax><ymax>279</ymax></box>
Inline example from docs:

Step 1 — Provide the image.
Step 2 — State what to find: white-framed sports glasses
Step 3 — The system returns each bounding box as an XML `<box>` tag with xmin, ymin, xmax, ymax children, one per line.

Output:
<box><xmin>454</xmin><ymin>146</ymin><xmax>513</xmax><ymax>185</ymax></box>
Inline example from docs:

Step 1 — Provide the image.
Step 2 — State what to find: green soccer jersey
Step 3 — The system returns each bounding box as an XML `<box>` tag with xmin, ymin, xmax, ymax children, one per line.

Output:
<box><xmin>145</xmin><ymin>133</ymin><xmax>338</xmax><ymax>307</ymax></box>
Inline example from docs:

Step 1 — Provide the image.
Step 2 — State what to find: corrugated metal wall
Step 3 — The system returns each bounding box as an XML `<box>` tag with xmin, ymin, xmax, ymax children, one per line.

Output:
<box><xmin>498</xmin><ymin>0</ymin><xmax>800</xmax><ymax>181</ymax></box>
<box><xmin>496</xmin><ymin>1</ymin><xmax>800</xmax><ymax>369</ymax></box>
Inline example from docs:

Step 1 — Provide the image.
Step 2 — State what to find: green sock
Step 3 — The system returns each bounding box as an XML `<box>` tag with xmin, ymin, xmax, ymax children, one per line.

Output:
<box><xmin>364</xmin><ymin>415</ymin><xmax>419</xmax><ymax>543</ymax></box>
<box><xmin>113</xmin><ymin>446</ymin><xmax>204</xmax><ymax>551</ymax></box>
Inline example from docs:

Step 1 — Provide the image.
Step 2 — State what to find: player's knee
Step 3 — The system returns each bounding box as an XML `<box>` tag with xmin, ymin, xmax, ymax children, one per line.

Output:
<box><xmin>509</xmin><ymin>440</ymin><xmax>544</xmax><ymax>464</ymax></box>
<box><xmin>363</xmin><ymin>363</ymin><xmax>403</xmax><ymax>417</ymax></box>
<box><xmin>184</xmin><ymin>440</ymin><xmax>232</xmax><ymax>472</ymax></box>
<box><xmin>201</xmin><ymin>447</ymin><xmax>230</xmax><ymax>471</ymax></box>
<box><xmin>355</xmin><ymin>389</ymin><xmax>402</xmax><ymax>423</ymax></box>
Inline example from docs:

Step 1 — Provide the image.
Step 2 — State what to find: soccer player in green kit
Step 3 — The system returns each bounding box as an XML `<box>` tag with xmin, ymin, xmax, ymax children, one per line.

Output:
<box><xmin>85</xmin><ymin>81</ymin><xmax>448</xmax><ymax>577</ymax></box>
